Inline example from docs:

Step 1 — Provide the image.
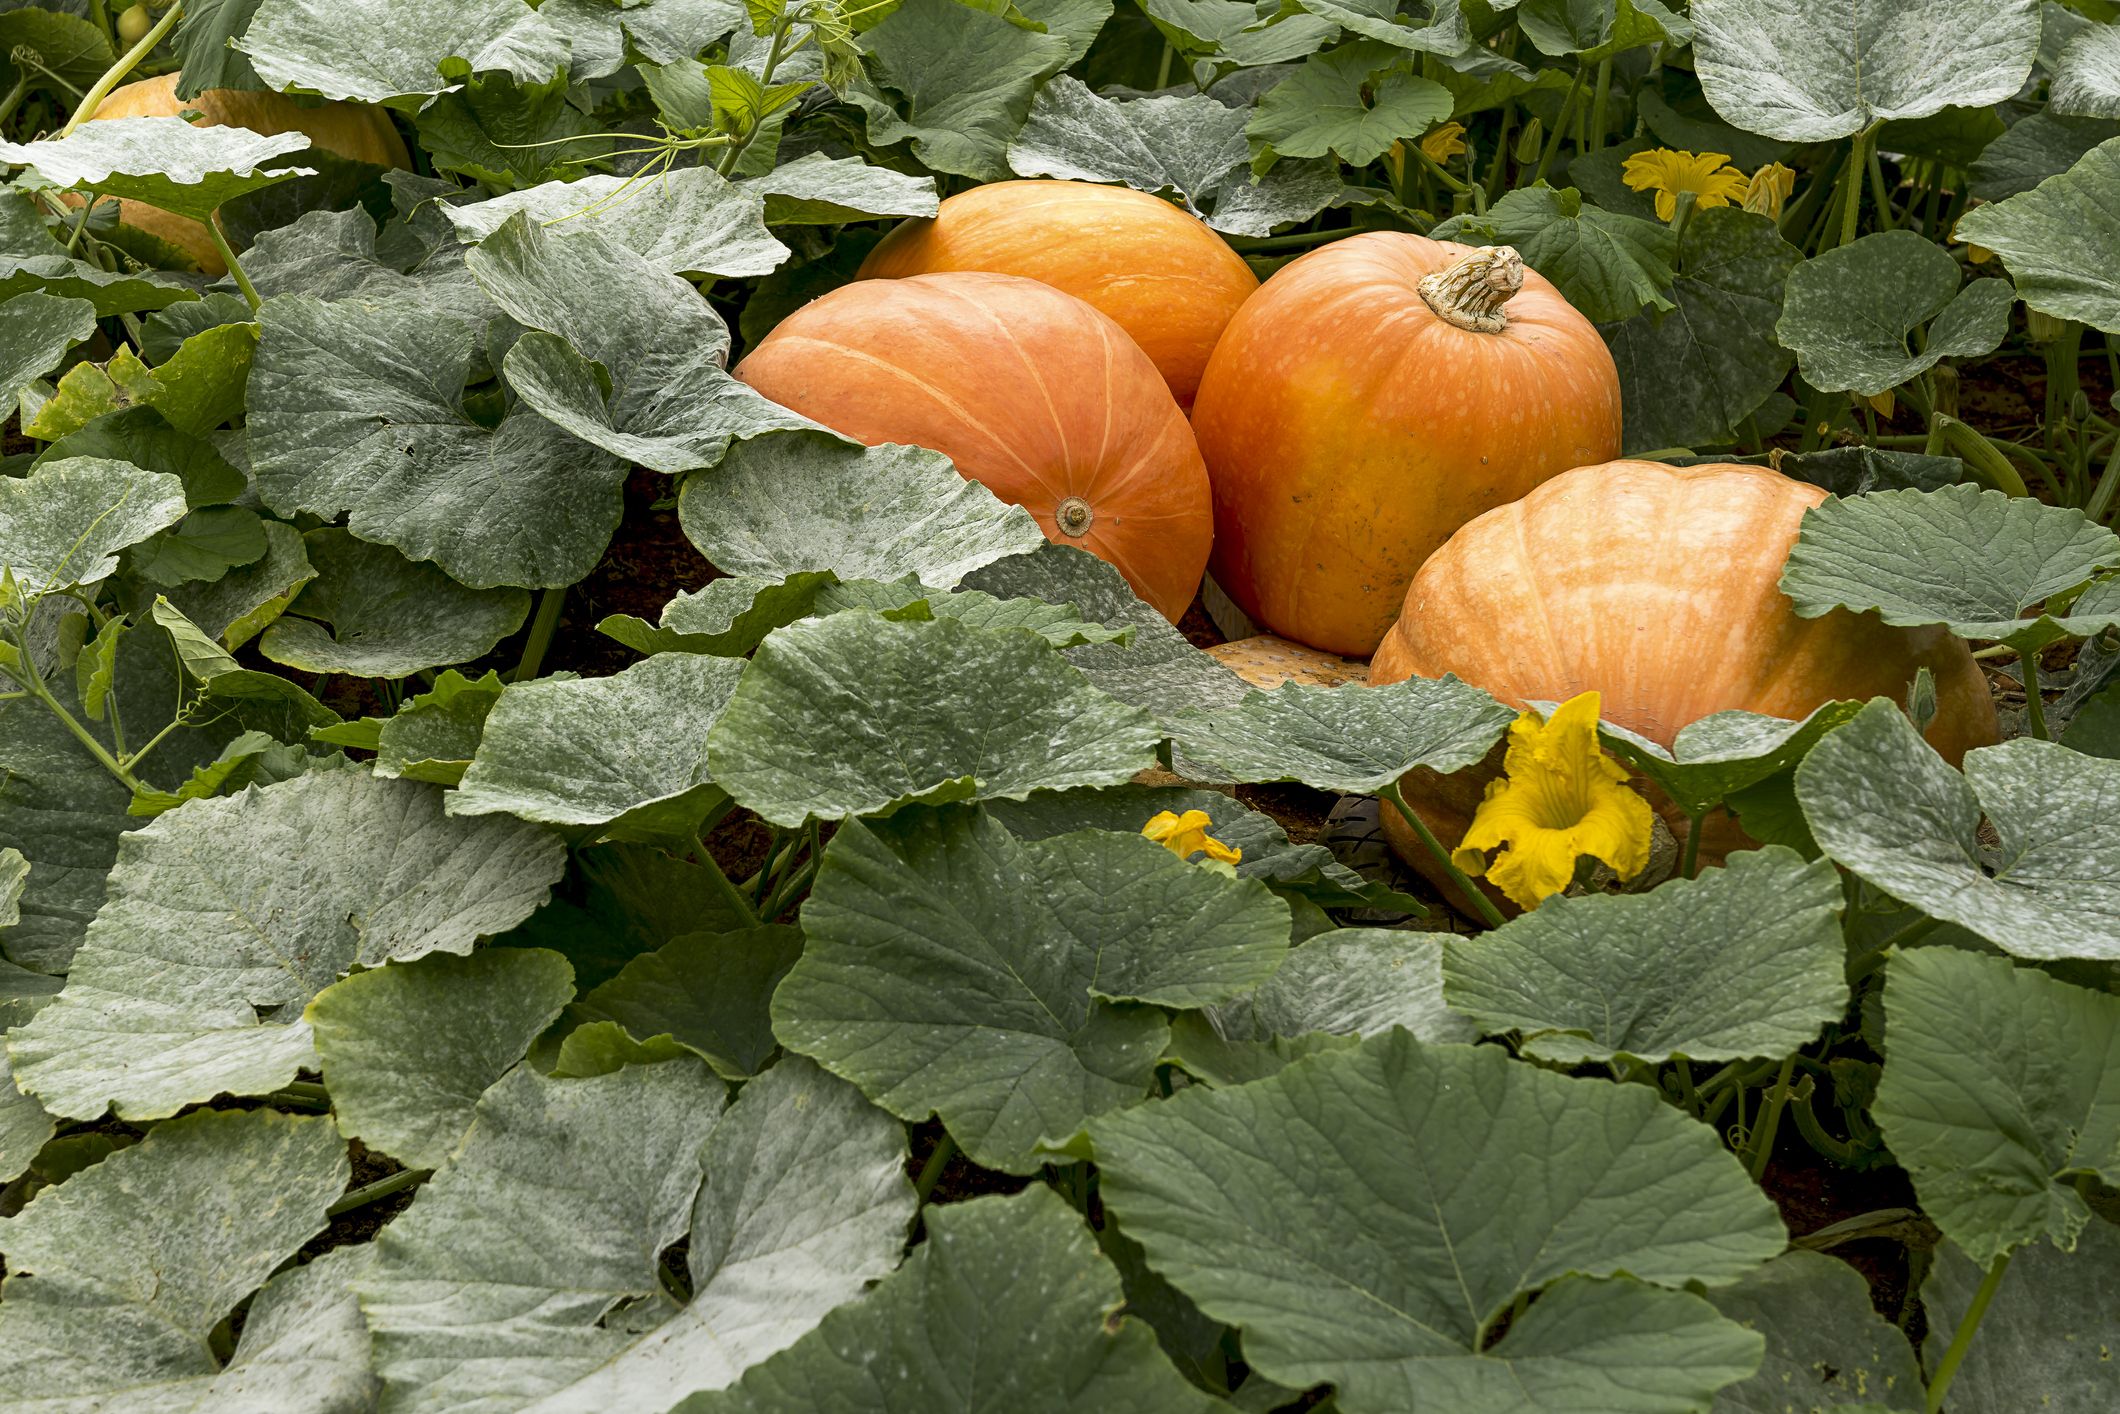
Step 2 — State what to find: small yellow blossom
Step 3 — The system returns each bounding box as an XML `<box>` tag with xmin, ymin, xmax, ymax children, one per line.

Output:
<box><xmin>1142</xmin><ymin>810</ymin><xmax>1241</xmax><ymax>865</ymax></box>
<box><xmin>1622</xmin><ymin>148</ymin><xmax>1750</xmax><ymax>222</ymax></box>
<box><xmin>1420</xmin><ymin>121</ymin><xmax>1467</xmax><ymax>164</ymax></box>
<box><xmin>1742</xmin><ymin>162</ymin><xmax>1795</xmax><ymax>220</ymax></box>
<box><xmin>1451</xmin><ymin>692</ymin><xmax>1654</xmax><ymax>911</ymax></box>
<box><xmin>1866</xmin><ymin>390</ymin><xmax>1897</xmax><ymax>420</ymax></box>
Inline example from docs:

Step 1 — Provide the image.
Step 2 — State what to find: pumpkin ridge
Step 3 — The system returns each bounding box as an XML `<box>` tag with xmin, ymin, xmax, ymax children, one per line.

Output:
<box><xmin>931</xmin><ymin>276</ymin><xmax>1079</xmax><ymax>477</ymax></box>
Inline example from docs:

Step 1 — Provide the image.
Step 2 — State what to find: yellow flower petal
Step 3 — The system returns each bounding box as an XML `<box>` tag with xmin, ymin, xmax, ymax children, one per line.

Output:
<box><xmin>1622</xmin><ymin>148</ymin><xmax>1750</xmax><ymax>223</ymax></box>
<box><xmin>1420</xmin><ymin>121</ymin><xmax>1467</xmax><ymax>164</ymax></box>
<box><xmin>1141</xmin><ymin>809</ymin><xmax>1242</xmax><ymax>865</ymax></box>
<box><xmin>1742</xmin><ymin>162</ymin><xmax>1795</xmax><ymax>220</ymax></box>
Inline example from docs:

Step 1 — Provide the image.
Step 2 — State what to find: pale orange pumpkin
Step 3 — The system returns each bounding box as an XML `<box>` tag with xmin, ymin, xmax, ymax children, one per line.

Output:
<box><xmin>735</xmin><ymin>271</ymin><xmax>1214</xmax><ymax>622</ymax></box>
<box><xmin>73</xmin><ymin>72</ymin><xmax>410</xmax><ymax>275</ymax></box>
<box><xmin>1368</xmin><ymin>459</ymin><xmax>2000</xmax><ymax>887</ymax></box>
<box><xmin>858</xmin><ymin>180</ymin><xmax>1257</xmax><ymax>410</ymax></box>
<box><xmin>1191</xmin><ymin>234</ymin><xmax>1622</xmax><ymax>656</ymax></box>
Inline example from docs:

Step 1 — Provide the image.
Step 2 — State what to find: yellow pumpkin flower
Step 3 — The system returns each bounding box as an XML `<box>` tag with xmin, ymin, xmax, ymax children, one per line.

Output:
<box><xmin>1420</xmin><ymin>121</ymin><xmax>1467</xmax><ymax>164</ymax></box>
<box><xmin>1451</xmin><ymin>692</ymin><xmax>1654</xmax><ymax>911</ymax></box>
<box><xmin>1621</xmin><ymin>148</ymin><xmax>1750</xmax><ymax>222</ymax></box>
<box><xmin>1142</xmin><ymin>810</ymin><xmax>1241</xmax><ymax>865</ymax></box>
<box><xmin>1742</xmin><ymin>162</ymin><xmax>1795</xmax><ymax>220</ymax></box>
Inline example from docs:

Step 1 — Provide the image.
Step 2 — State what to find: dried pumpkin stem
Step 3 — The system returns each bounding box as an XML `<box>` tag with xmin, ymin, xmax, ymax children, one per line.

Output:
<box><xmin>1417</xmin><ymin>246</ymin><xmax>1524</xmax><ymax>335</ymax></box>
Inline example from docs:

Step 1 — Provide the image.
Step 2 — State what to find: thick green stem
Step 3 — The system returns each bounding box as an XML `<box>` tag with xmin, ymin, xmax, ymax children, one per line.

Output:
<box><xmin>62</xmin><ymin>0</ymin><xmax>182</xmax><ymax>135</ymax></box>
<box><xmin>714</xmin><ymin>17</ymin><xmax>793</xmax><ymax>177</ymax></box>
<box><xmin>912</xmin><ymin>1133</ymin><xmax>955</xmax><ymax>1206</ymax></box>
<box><xmin>326</xmin><ymin>1165</ymin><xmax>431</xmax><ymax>1218</ymax></box>
<box><xmin>2018</xmin><ymin>648</ymin><xmax>2050</xmax><ymax>741</ymax></box>
<box><xmin>1747</xmin><ymin>1053</ymin><xmax>1798</xmax><ymax>1181</ymax></box>
<box><xmin>1932</xmin><ymin>416</ymin><xmax>2031</xmax><ymax>498</ymax></box>
<box><xmin>691</xmin><ymin>828</ymin><xmax>761</xmax><ymax>927</ymax></box>
<box><xmin>1838</xmin><ymin>125</ymin><xmax>1875</xmax><ymax>249</ymax></box>
<box><xmin>512</xmin><ymin>587</ymin><xmax>565</xmax><ymax>682</ymax></box>
<box><xmin>1681</xmin><ymin>813</ymin><xmax>1703</xmax><ymax>880</ymax></box>
<box><xmin>1154</xmin><ymin>42</ymin><xmax>1174</xmax><ymax>91</ymax></box>
<box><xmin>1673</xmin><ymin>1056</ymin><xmax>1700</xmax><ymax>1117</ymax></box>
<box><xmin>1379</xmin><ymin>782</ymin><xmax>1508</xmax><ymax>929</ymax></box>
<box><xmin>0</xmin><ymin>75</ymin><xmax>30</xmax><ymax>130</ymax></box>
<box><xmin>206</xmin><ymin>211</ymin><xmax>262</xmax><ymax>312</ymax></box>
<box><xmin>1531</xmin><ymin>65</ymin><xmax>1587</xmax><ymax>186</ymax></box>
<box><xmin>1227</xmin><ymin>226</ymin><xmax>1364</xmax><ymax>254</ymax></box>
<box><xmin>1924</xmin><ymin>1251</ymin><xmax>2013</xmax><ymax>1414</ymax></box>
<box><xmin>14</xmin><ymin>648</ymin><xmax>146</xmax><ymax>793</ymax></box>
<box><xmin>2085</xmin><ymin>430</ymin><xmax>2120</xmax><ymax>524</ymax></box>
<box><xmin>1586</xmin><ymin>57</ymin><xmax>1611</xmax><ymax>153</ymax></box>
<box><xmin>1865</xmin><ymin>139</ymin><xmax>1895</xmax><ymax>231</ymax></box>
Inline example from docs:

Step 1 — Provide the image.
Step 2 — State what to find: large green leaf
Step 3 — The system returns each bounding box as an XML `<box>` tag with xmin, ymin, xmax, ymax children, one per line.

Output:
<box><xmin>1590</xmin><ymin>702</ymin><xmax>1863</xmax><ymax>818</ymax></box>
<box><xmin>1435</xmin><ymin>184</ymin><xmax>1680</xmax><ymax>325</ymax></box>
<box><xmin>1703</xmin><ymin>1251</ymin><xmax>1924</xmax><ymax>1412</ymax></box>
<box><xmin>566</xmin><ymin>925</ymin><xmax>803</xmax><ymax>1081</ymax></box>
<box><xmin>1779</xmin><ymin>484</ymin><xmax>2120</xmax><ymax>651</ymax></box>
<box><xmin>1874</xmin><ymin>947</ymin><xmax>2118</xmax><ymax>1265</ymax></box>
<box><xmin>0</xmin><ymin>1107</ymin><xmax>348</xmax><ymax>1405</ymax></box>
<box><xmin>746</xmin><ymin>152</ymin><xmax>941</xmax><ymax>225</ymax></box>
<box><xmin>306</xmin><ymin>945</ymin><xmax>575</xmax><ymax>1170</ymax></box>
<box><xmin>1777</xmin><ymin>230</ymin><xmax>2016</xmax><ymax>396</ymax></box>
<box><xmin>244</xmin><ymin>205</ymin><xmax>494</xmax><ymax>351</ymax></box>
<box><xmin>0</xmin><ymin>1047</ymin><xmax>53</xmax><ymax>1185</ymax></box>
<box><xmin>256</xmin><ymin>528</ymin><xmax>531</xmax><ymax>677</ymax></box>
<box><xmin>465</xmin><ymin>215</ymin><xmax>815</xmax><ymax>474</ymax></box>
<box><xmin>2051</xmin><ymin>22</ymin><xmax>2120</xmax><ymax>120</ymax></box>
<box><xmin>7</xmin><ymin>771</ymin><xmax>563</xmax><ymax>1120</ymax></box>
<box><xmin>237</xmin><ymin>0</ymin><xmax>571</xmax><ymax>103</ymax></box>
<box><xmin>1248</xmin><ymin>42</ymin><xmax>1453</xmax><ymax>168</ymax></box>
<box><xmin>852</xmin><ymin>0</ymin><xmax>1073</xmax><ymax>181</ymax></box>
<box><xmin>1955</xmin><ymin>137</ymin><xmax>2120</xmax><ymax>333</ymax></box>
<box><xmin>1920</xmin><ymin>1220</ymin><xmax>2120</xmax><ymax>1414</ymax></box>
<box><xmin>1167</xmin><ymin>675</ymin><xmax>1513</xmax><ymax>792</ymax></box>
<box><xmin>679</xmin><ymin>430</ymin><xmax>1045</xmax><ymax>589</ymax></box>
<box><xmin>1007</xmin><ymin>76</ymin><xmax>1350</xmax><ymax>236</ymax></box>
<box><xmin>0</xmin><ymin>292</ymin><xmax>95</xmax><ymax>411</ymax></box>
<box><xmin>0</xmin><ymin>120</ymin><xmax>313</xmax><ymax>224</ymax></box>
<box><xmin>1969</xmin><ymin>108</ymin><xmax>2120</xmax><ymax>201</ymax></box>
<box><xmin>682</xmin><ymin>1186</ymin><xmax>1223</xmax><ymax>1413</ymax></box>
<box><xmin>452</xmin><ymin>652</ymin><xmax>745</xmax><ymax>841</ymax></box>
<box><xmin>0</xmin><ymin>457</ymin><xmax>186</xmax><ymax>598</ymax></box>
<box><xmin>1797</xmin><ymin>702</ymin><xmax>2120</xmax><ymax>961</ymax></box>
<box><xmin>0</xmin><ymin>7</ymin><xmax>114</xmax><ymax>98</ymax></box>
<box><xmin>1092</xmin><ymin>1030</ymin><xmax>1784</xmax><ymax>1411</ymax></box>
<box><xmin>599</xmin><ymin>572</ymin><xmax>838</xmax><ymax>660</ymax></box>
<box><xmin>1605</xmin><ymin>207</ymin><xmax>1800</xmax><ymax>452</ymax></box>
<box><xmin>358</xmin><ymin>1055</ymin><xmax>915</xmax><ymax>1411</ymax></box>
<box><xmin>0</xmin><ymin>189</ymin><xmax>196</xmax><ymax>318</ymax></box>
<box><xmin>248</xmin><ymin>292</ymin><xmax>628</xmax><ymax>590</ymax></box>
<box><xmin>1691</xmin><ymin>0</ymin><xmax>2040</xmax><ymax>142</ymax></box>
<box><xmin>1442</xmin><ymin>848</ymin><xmax>1848</xmax><ymax>1064</ymax></box>
<box><xmin>776</xmin><ymin>805</ymin><xmax>1290</xmax><ymax>1171</ymax></box>
<box><xmin>707</xmin><ymin>612</ymin><xmax>1160</xmax><ymax>826</ymax></box>
<box><xmin>443</xmin><ymin>166</ymin><xmax>788</xmax><ymax>279</ymax></box>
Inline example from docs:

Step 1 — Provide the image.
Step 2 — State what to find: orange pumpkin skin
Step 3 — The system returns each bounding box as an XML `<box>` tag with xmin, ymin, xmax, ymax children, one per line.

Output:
<box><xmin>735</xmin><ymin>271</ymin><xmax>1214</xmax><ymax>622</ymax></box>
<box><xmin>858</xmin><ymin>180</ymin><xmax>1257</xmax><ymax>411</ymax></box>
<box><xmin>1190</xmin><ymin>233</ymin><xmax>1622</xmax><ymax>657</ymax></box>
<box><xmin>77</xmin><ymin>73</ymin><xmax>411</xmax><ymax>275</ymax></box>
<box><xmin>1368</xmin><ymin>459</ymin><xmax>2000</xmax><ymax>885</ymax></box>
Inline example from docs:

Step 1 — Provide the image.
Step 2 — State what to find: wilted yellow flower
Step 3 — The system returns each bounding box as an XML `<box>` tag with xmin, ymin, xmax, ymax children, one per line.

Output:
<box><xmin>1742</xmin><ymin>162</ymin><xmax>1795</xmax><ymax>220</ymax></box>
<box><xmin>1622</xmin><ymin>148</ymin><xmax>1750</xmax><ymax>222</ymax></box>
<box><xmin>1142</xmin><ymin>810</ymin><xmax>1241</xmax><ymax>865</ymax></box>
<box><xmin>1420</xmin><ymin>121</ymin><xmax>1467</xmax><ymax>164</ymax></box>
<box><xmin>1451</xmin><ymin>692</ymin><xmax>1654</xmax><ymax>911</ymax></box>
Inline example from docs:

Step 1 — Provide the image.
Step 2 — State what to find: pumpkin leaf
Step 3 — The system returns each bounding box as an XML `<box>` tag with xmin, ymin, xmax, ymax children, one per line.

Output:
<box><xmin>249</xmin><ymin>292</ymin><xmax>629</xmax><ymax>591</ymax></box>
<box><xmin>1969</xmin><ymin>107</ymin><xmax>2120</xmax><ymax>201</ymax></box>
<box><xmin>244</xmin><ymin>206</ymin><xmax>495</xmax><ymax>351</ymax></box>
<box><xmin>452</xmin><ymin>652</ymin><xmax>745</xmax><ymax>842</ymax></box>
<box><xmin>747</xmin><ymin>151</ymin><xmax>942</xmax><ymax>225</ymax></box>
<box><xmin>1795</xmin><ymin>700</ymin><xmax>2120</xmax><ymax>962</ymax></box>
<box><xmin>1702</xmin><ymin>1251</ymin><xmax>1925</xmax><ymax>1413</ymax></box>
<box><xmin>0</xmin><ymin>1048</ymin><xmax>55</xmax><ymax>1186</ymax></box>
<box><xmin>679</xmin><ymin>430</ymin><xmax>1046</xmax><ymax>589</ymax></box>
<box><xmin>1919</xmin><ymin>1220</ymin><xmax>2120</xmax><ymax>1413</ymax></box>
<box><xmin>680</xmin><ymin>1186</ymin><xmax>1224</xmax><ymax>1414</ymax></box>
<box><xmin>1434</xmin><ymin>183</ymin><xmax>1680</xmax><ymax>324</ymax></box>
<box><xmin>443</xmin><ymin>166</ymin><xmax>789</xmax><ymax>279</ymax></box>
<box><xmin>0</xmin><ymin>1107</ymin><xmax>349</xmax><ymax>1404</ymax></box>
<box><xmin>1143</xmin><ymin>0</ymin><xmax>1337</xmax><ymax>66</ymax></box>
<box><xmin>0</xmin><ymin>119</ymin><xmax>314</xmax><ymax>224</ymax></box>
<box><xmin>1955</xmin><ymin>136</ymin><xmax>2120</xmax><ymax>333</ymax></box>
<box><xmin>6</xmin><ymin>771</ymin><xmax>563</xmax><ymax>1121</ymax></box>
<box><xmin>599</xmin><ymin>572</ymin><xmax>839</xmax><ymax>659</ymax></box>
<box><xmin>1591</xmin><ymin>700</ymin><xmax>1866</xmax><ymax>817</ymax></box>
<box><xmin>0</xmin><ymin>189</ymin><xmax>197</xmax><ymax>318</ymax></box>
<box><xmin>1778</xmin><ymin>484</ymin><xmax>2120</xmax><ymax>651</ymax></box>
<box><xmin>0</xmin><ymin>292</ymin><xmax>96</xmax><ymax>413</ymax></box>
<box><xmin>1605</xmin><ymin>206</ymin><xmax>1801</xmax><ymax>453</ymax></box>
<box><xmin>372</xmin><ymin>668</ymin><xmax>507</xmax><ymax>784</ymax></box>
<box><xmin>1441</xmin><ymin>848</ymin><xmax>1848</xmax><ymax>1064</ymax></box>
<box><xmin>0</xmin><ymin>8</ymin><xmax>115</xmax><ymax>98</ymax></box>
<box><xmin>707</xmin><ymin>611</ymin><xmax>1161</xmax><ymax>826</ymax></box>
<box><xmin>851</xmin><ymin>0</ymin><xmax>1073</xmax><ymax>182</ymax></box>
<box><xmin>565</xmin><ymin>925</ymin><xmax>804</xmax><ymax>1081</ymax></box>
<box><xmin>256</xmin><ymin>529</ymin><xmax>531</xmax><ymax>678</ymax></box>
<box><xmin>237</xmin><ymin>0</ymin><xmax>572</xmax><ymax>104</ymax></box>
<box><xmin>813</xmin><ymin>577</ymin><xmax>1136</xmax><ymax>648</ymax></box>
<box><xmin>1167</xmin><ymin>675</ymin><xmax>1515</xmax><ymax>793</ymax></box>
<box><xmin>357</xmin><ymin>1055</ymin><xmax>914</xmax><ymax>1410</ymax></box>
<box><xmin>1091</xmin><ymin>1030</ymin><xmax>1784</xmax><ymax>1410</ymax></box>
<box><xmin>2051</xmin><ymin>21</ymin><xmax>2120</xmax><ymax>119</ymax></box>
<box><xmin>2062</xmin><ymin>681</ymin><xmax>2120</xmax><ymax>759</ymax></box>
<box><xmin>0</xmin><ymin>457</ymin><xmax>186</xmax><ymax>598</ymax></box>
<box><xmin>1777</xmin><ymin>230</ymin><xmax>2017</xmax><ymax>396</ymax></box>
<box><xmin>306</xmin><ymin>946</ymin><xmax>574</xmax><ymax>1170</ymax></box>
<box><xmin>160</xmin><ymin>518</ymin><xmax>316</xmax><ymax>650</ymax></box>
<box><xmin>1247</xmin><ymin>42</ymin><xmax>1454</xmax><ymax>170</ymax></box>
<box><xmin>1691</xmin><ymin>0</ymin><xmax>2041</xmax><ymax>142</ymax></box>
<box><xmin>775</xmin><ymin>805</ymin><xmax>1289</xmax><ymax>1171</ymax></box>
<box><xmin>1874</xmin><ymin>946</ymin><xmax>2120</xmax><ymax>1264</ymax></box>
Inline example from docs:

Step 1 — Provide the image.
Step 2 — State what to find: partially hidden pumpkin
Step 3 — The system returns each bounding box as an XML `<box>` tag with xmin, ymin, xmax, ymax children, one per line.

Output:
<box><xmin>858</xmin><ymin>179</ymin><xmax>1257</xmax><ymax>411</ymax></box>
<box><xmin>735</xmin><ymin>271</ymin><xmax>1214</xmax><ymax>622</ymax></box>
<box><xmin>1191</xmin><ymin>234</ymin><xmax>1622</xmax><ymax>657</ymax></box>
<box><xmin>1368</xmin><ymin>459</ymin><xmax>2000</xmax><ymax>894</ymax></box>
<box><xmin>75</xmin><ymin>72</ymin><xmax>411</xmax><ymax>275</ymax></box>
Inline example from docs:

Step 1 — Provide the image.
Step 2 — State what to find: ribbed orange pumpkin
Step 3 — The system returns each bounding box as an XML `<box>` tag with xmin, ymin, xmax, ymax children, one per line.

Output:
<box><xmin>1192</xmin><ymin>234</ymin><xmax>1622</xmax><ymax>656</ymax></box>
<box><xmin>858</xmin><ymin>180</ymin><xmax>1257</xmax><ymax>411</ymax></box>
<box><xmin>77</xmin><ymin>73</ymin><xmax>410</xmax><ymax>274</ymax></box>
<box><xmin>735</xmin><ymin>271</ymin><xmax>1214</xmax><ymax>622</ymax></box>
<box><xmin>1368</xmin><ymin>459</ymin><xmax>2000</xmax><ymax>885</ymax></box>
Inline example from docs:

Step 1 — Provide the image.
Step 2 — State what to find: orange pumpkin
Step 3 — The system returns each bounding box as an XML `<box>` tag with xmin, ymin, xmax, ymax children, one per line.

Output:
<box><xmin>1368</xmin><ymin>459</ymin><xmax>2000</xmax><ymax>886</ymax></box>
<box><xmin>1191</xmin><ymin>234</ymin><xmax>1622</xmax><ymax>656</ymax></box>
<box><xmin>735</xmin><ymin>271</ymin><xmax>1214</xmax><ymax>622</ymax></box>
<box><xmin>858</xmin><ymin>180</ymin><xmax>1257</xmax><ymax>410</ymax></box>
<box><xmin>74</xmin><ymin>72</ymin><xmax>410</xmax><ymax>275</ymax></box>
